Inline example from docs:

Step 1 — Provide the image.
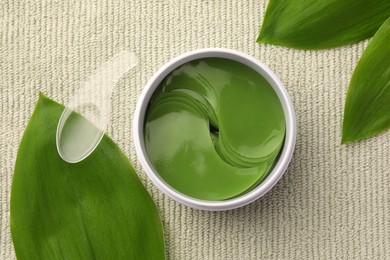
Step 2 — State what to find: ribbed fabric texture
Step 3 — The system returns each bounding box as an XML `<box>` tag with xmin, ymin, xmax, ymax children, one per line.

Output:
<box><xmin>1</xmin><ymin>1</ymin><xmax>389</xmax><ymax>259</ymax></box>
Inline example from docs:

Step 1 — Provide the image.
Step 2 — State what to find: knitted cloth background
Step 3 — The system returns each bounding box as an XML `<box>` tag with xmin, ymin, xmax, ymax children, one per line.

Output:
<box><xmin>1</xmin><ymin>1</ymin><xmax>389</xmax><ymax>259</ymax></box>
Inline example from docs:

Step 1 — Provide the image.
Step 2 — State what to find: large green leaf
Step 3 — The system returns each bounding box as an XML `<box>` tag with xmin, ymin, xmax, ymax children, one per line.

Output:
<box><xmin>257</xmin><ymin>0</ymin><xmax>390</xmax><ymax>49</ymax></box>
<box><xmin>11</xmin><ymin>94</ymin><xmax>165</xmax><ymax>259</ymax></box>
<box><xmin>342</xmin><ymin>17</ymin><xmax>390</xmax><ymax>143</ymax></box>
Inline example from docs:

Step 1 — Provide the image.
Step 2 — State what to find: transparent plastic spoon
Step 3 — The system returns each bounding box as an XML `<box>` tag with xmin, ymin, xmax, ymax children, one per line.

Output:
<box><xmin>56</xmin><ymin>50</ymin><xmax>139</xmax><ymax>163</ymax></box>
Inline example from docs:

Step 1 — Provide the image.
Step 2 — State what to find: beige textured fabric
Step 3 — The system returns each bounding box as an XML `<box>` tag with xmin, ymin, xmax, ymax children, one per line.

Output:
<box><xmin>1</xmin><ymin>0</ymin><xmax>389</xmax><ymax>259</ymax></box>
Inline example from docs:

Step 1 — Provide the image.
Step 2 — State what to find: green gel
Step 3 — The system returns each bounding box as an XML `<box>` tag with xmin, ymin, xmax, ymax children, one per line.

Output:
<box><xmin>144</xmin><ymin>58</ymin><xmax>285</xmax><ymax>201</ymax></box>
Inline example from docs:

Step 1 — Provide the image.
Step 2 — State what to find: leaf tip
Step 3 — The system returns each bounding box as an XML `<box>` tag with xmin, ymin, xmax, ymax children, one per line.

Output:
<box><xmin>341</xmin><ymin>136</ymin><xmax>351</xmax><ymax>144</ymax></box>
<box><xmin>36</xmin><ymin>92</ymin><xmax>56</xmax><ymax>108</ymax></box>
<box><xmin>256</xmin><ymin>37</ymin><xmax>266</xmax><ymax>44</ymax></box>
<box><xmin>256</xmin><ymin>28</ymin><xmax>271</xmax><ymax>44</ymax></box>
<box><xmin>38</xmin><ymin>91</ymin><xmax>48</xmax><ymax>100</ymax></box>
<box><xmin>341</xmin><ymin>124</ymin><xmax>357</xmax><ymax>144</ymax></box>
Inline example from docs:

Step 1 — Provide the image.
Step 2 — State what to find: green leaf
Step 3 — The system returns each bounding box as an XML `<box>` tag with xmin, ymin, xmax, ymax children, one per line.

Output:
<box><xmin>11</xmin><ymin>94</ymin><xmax>165</xmax><ymax>259</ymax></box>
<box><xmin>258</xmin><ymin>0</ymin><xmax>390</xmax><ymax>49</ymax></box>
<box><xmin>342</xmin><ymin>17</ymin><xmax>390</xmax><ymax>143</ymax></box>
